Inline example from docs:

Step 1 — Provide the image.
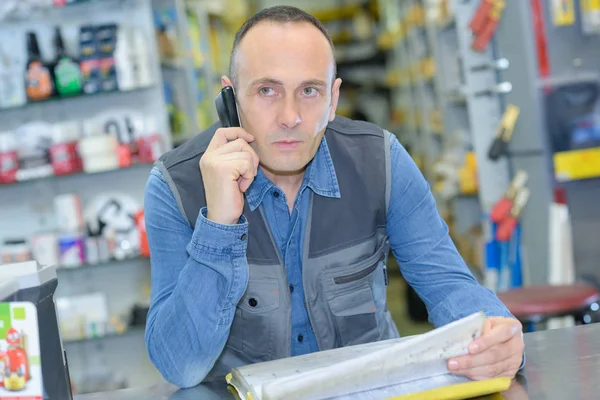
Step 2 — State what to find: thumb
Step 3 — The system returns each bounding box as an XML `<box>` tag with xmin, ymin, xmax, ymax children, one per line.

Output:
<box><xmin>239</xmin><ymin>176</ymin><xmax>253</xmax><ymax>192</ymax></box>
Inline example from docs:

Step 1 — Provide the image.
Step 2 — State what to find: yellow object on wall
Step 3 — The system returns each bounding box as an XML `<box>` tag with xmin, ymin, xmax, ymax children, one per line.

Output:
<box><xmin>459</xmin><ymin>152</ymin><xmax>478</xmax><ymax>195</ymax></box>
<box><xmin>551</xmin><ymin>0</ymin><xmax>576</xmax><ymax>25</ymax></box>
<box><xmin>554</xmin><ymin>147</ymin><xmax>600</xmax><ymax>181</ymax></box>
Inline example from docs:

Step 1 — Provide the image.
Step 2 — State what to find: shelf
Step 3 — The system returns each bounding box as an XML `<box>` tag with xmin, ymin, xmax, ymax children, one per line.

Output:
<box><xmin>1</xmin><ymin>0</ymin><xmax>137</xmax><ymax>22</ymax></box>
<box><xmin>63</xmin><ymin>326</ymin><xmax>145</xmax><ymax>345</ymax></box>
<box><xmin>0</xmin><ymin>162</ymin><xmax>153</xmax><ymax>189</ymax></box>
<box><xmin>57</xmin><ymin>255</ymin><xmax>148</xmax><ymax>272</ymax></box>
<box><xmin>0</xmin><ymin>86</ymin><xmax>154</xmax><ymax>112</ymax></box>
<box><xmin>52</xmin><ymin>0</ymin><xmax>94</xmax><ymax>8</ymax></box>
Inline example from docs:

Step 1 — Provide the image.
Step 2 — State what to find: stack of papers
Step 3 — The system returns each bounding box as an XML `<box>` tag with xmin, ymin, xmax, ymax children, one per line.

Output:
<box><xmin>226</xmin><ymin>312</ymin><xmax>510</xmax><ymax>400</ymax></box>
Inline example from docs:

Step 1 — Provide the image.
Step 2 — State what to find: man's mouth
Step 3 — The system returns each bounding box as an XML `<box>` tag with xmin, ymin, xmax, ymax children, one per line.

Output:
<box><xmin>272</xmin><ymin>139</ymin><xmax>302</xmax><ymax>150</ymax></box>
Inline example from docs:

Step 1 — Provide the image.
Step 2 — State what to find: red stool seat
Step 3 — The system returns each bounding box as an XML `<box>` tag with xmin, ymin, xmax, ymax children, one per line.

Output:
<box><xmin>497</xmin><ymin>283</ymin><xmax>600</xmax><ymax>320</ymax></box>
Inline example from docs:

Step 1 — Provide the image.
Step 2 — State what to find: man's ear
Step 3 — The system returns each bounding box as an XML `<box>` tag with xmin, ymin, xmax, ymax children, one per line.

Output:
<box><xmin>328</xmin><ymin>77</ymin><xmax>343</xmax><ymax>121</ymax></box>
<box><xmin>221</xmin><ymin>76</ymin><xmax>234</xmax><ymax>88</ymax></box>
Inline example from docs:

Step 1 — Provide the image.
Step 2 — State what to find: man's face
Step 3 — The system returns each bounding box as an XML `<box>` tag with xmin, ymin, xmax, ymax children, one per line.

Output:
<box><xmin>226</xmin><ymin>21</ymin><xmax>342</xmax><ymax>175</ymax></box>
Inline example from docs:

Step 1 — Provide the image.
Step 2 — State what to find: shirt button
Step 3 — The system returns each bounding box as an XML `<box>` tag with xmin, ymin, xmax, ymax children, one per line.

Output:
<box><xmin>240</xmin><ymin>233</ymin><xmax>248</xmax><ymax>241</ymax></box>
<box><xmin>297</xmin><ymin>334</ymin><xmax>303</xmax><ymax>343</ymax></box>
<box><xmin>273</xmin><ymin>191</ymin><xmax>280</xmax><ymax>198</ymax></box>
<box><xmin>289</xmin><ymin>284</ymin><xmax>294</xmax><ymax>293</ymax></box>
<box><xmin>248</xmin><ymin>298</ymin><xmax>258</xmax><ymax>307</ymax></box>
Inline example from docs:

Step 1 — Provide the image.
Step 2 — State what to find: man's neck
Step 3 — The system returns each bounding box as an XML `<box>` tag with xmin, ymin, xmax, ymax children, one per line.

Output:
<box><xmin>261</xmin><ymin>167</ymin><xmax>305</xmax><ymax>212</ymax></box>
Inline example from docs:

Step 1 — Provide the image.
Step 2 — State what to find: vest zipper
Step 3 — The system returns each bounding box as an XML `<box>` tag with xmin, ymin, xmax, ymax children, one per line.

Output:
<box><xmin>333</xmin><ymin>262</ymin><xmax>378</xmax><ymax>284</ymax></box>
<box><xmin>302</xmin><ymin>191</ymin><xmax>322</xmax><ymax>350</ymax></box>
<box><xmin>383</xmin><ymin>263</ymin><xmax>389</xmax><ymax>286</ymax></box>
<box><xmin>258</xmin><ymin>205</ymin><xmax>293</xmax><ymax>356</ymax></box>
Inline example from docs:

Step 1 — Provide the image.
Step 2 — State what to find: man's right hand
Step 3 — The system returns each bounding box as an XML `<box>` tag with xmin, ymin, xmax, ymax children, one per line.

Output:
<box><xmin>200</xmin><ymin>127</ymin><xmax>260</xmax><ymax>225</ymax></box>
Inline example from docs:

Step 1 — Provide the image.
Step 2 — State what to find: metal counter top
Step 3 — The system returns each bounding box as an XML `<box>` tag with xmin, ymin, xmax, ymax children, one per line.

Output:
<box><xmin>74</xmin><ymin>322</ymin><xmax>600</xmax><ymax>400</ymax></box>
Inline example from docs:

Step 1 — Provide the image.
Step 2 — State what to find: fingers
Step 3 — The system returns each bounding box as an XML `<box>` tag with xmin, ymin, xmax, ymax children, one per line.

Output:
<box><xmin>221</xmin><ymin>152</ymin><xmax>258</xmax><ymax>176</ymax></box>
<box><xmin>450</xmin><ymin>331</ymin><xmax>524</xmax><ymax>370</ymax></box>
<box><xmin>207</xmin><ymin>127</ymin><xmax>255</xmax><ymax>151</ymax></box>
<box><xmin>451</xmin><ymin>354</ymin><xmax>522</xmax><ymax>380</ymax></box>
<box><xmin>226</xmin><ymin>159</ymin><xmax>254</xmax><ymax>183</ymax></box>
<box><xmin>449</xmin><ymin>342</ymin><xmax>512</xmax><ymax>370</ymax></box>
<box><xmin>448</xmin><ymin>323</ymin><xmax>525</xmax><ymax>381</ymax></box>
<box><xmin>215</xmin><ymin>138</ymin><xmax>259</xmax><ymax>170</ymax></box>
<box><xmin>469</xmin><ymin>320</ymin><xmax>521</xmax><ymax>354</ymax></box>
<box><xmin>224</xmin><ymin>159</ymin><xmax>255</xmax><ymax>193</ymax></box>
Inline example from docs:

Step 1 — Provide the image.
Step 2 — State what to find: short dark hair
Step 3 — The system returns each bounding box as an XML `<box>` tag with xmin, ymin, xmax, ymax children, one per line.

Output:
<box><xmin>228</xmin><ymin>5</ymin><xmax>336</xmax><ymax>88</ymax></box>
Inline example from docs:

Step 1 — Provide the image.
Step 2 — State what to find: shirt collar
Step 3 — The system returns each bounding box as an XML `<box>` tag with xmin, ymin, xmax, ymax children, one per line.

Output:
<box><xmin>245</xmin><ymin>135</ymin><xmax>341</xmax><ymax>211</ymax></box>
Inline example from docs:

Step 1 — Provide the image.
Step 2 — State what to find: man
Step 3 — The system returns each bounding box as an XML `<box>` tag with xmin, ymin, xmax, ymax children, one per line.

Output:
<box><xmin>144</xmin><ymin>5</ymin><xmax>524</xmax><ymax>388</ymax></box>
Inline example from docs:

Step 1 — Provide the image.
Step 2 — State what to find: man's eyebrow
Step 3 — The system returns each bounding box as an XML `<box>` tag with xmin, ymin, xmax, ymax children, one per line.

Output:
<box><xmin>248</xmin><ymin>77</ymin><xmax>284</xmax><ymax>87</ymax></box>
<box><xmin>247</xmin><ymin>78</ymin><xmax>328</xmax><ymax>88</ymax></box>
<box><xmin>300</xmin><ymin>79</ymin><xmax>327</xmax><ymax>87</ymax></box>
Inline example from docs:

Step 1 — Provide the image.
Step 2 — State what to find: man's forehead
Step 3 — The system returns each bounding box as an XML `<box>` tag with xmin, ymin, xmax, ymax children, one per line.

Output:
<box><xmin>240</xmin><ymin>20</ymin><xmax>331</xmax><ymax>48</ymax></box>
<box><xmin>235</xmin><ymin>21</ymin><xmax>335</xmax><ymax>84</ymax></box>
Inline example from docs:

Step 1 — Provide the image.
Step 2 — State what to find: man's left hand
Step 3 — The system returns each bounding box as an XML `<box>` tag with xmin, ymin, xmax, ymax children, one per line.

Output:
<box><xmin>447</xmin><ymin>317</ymin><xmax>524</xmax><ymax>380</ymax></box>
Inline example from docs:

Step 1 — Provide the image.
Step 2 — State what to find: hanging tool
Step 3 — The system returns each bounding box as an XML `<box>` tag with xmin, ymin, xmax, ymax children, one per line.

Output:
<box><xmin>496</xmin><ymin>187</ymin><xmax>530</xmax><ymax>242</ymax></box>
<box><xmin>470</xmin><ymin>58</ymin><xmax>510</xmax><ymax>72</ymax></box>
<box><xmin>487</xmin><ymin>104</ymin><xmax>521</xmax><ymax>161</ymax></box>
<box><xmin>472</xmin><ymin>0</ymin><xmax>506</xmax><ymax>52</ymax></box>
<box><xmin>490</xmin><ymin>170</ymin><xmax>528</xmax><ymax>223</ymax></box>
<box><xmin>469</xmin><ymin>0</ymin><xmax>495</xmax><ymax>35</ymax></box>
<box><xmin>474</xmin><ymin>81</ymin><xmax>512</xmax><ymax>97</ymax></box>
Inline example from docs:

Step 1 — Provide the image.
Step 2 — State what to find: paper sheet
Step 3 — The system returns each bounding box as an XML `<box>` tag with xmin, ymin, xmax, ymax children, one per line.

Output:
<box><xmin>261</xmin><ymin>312</ymin><xmax>485</xmax><ymax>400</ymax></box>
<box><xmin>232</xmin><ymin>336</ymin><xmax>413</xmax><ymax>398</ymax></box>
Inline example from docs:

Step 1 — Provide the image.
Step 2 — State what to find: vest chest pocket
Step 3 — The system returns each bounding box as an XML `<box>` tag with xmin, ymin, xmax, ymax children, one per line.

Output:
<box><xmin>228</xmin><ymin>277</ymin><xmax>280</xmax><ymax>362</ymax></box>
<box><xmin>323</xmin><ymin>251</ymin><xmax>384</xmax><ymax>347</ymax></box>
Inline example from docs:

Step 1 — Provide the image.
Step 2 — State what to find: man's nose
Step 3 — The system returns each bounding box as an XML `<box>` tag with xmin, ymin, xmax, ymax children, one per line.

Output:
<box><xmin>277</xmin><ymin>96</ymin><xmax>301</xmax><ymax>129</ymax></box>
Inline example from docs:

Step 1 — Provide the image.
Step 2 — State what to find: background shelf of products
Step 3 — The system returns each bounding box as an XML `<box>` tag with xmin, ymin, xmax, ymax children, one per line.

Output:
<box><xmin>0</xmin><ymin>0</ymin><xmax>255</xmax><ymax>393</ymax></box>
<box><xmin>0</xmin><ymin>0</ymin><xmax>171</xmax><ymax>393</ymax></box>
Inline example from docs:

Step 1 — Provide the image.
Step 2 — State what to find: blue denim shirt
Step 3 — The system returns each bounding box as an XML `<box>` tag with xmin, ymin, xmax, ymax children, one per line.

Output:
<box><xmin>143</xmin><ymin>132</ymin><xmax>513</xmax><ymax>387</ymax></box>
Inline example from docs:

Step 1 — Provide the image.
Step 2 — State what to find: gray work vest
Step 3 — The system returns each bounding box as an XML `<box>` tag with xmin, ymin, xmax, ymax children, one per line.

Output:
<box><xmin>156</xmin><ymin>116</ymin><xmax>400</xmax><ymax>379</ymax></box>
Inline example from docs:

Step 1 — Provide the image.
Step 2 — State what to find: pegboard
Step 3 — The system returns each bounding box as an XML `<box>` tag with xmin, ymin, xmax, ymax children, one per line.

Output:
<box><xmin>452</xmin><ymin>0</ymin><xmax>510</xmax><ymax>210</ymax></box>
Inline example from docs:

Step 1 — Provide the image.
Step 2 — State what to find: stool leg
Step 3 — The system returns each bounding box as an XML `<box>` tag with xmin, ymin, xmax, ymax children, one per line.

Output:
<box><xmin>527</xmin><ymin>321</ymin><xmax>535</xmax><ymax>332</ymax></box>
<box><xmin>522</xmin><ymin>320</ymin><xmax>535</xmax><ymax>333</ymax></box>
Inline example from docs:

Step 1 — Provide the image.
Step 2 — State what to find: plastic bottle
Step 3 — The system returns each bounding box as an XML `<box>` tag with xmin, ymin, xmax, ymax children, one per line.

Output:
<box><xmin>114</xmin><ymin>27</ymin><xmax>135</xmax><ymax>91</ymax></box>
<box><xmin>25</xmin><ymin>31</ymin><xmax>53</xmax><ymax>101</ymax></box>
<box><xmin>52</xmin><ymin>27</ymin><xmax>82</xmax><ymax>96</ymax></box>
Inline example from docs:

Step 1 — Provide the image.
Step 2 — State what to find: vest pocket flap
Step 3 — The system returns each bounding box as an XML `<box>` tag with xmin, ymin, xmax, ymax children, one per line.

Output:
<box><xmin>328</xmin><ymin>285</ymin><xmax>376</xmax><ymax>317</ymax></box>
<box><xmin>333</xmin><ymin>262</ymin><xmax>378</xmax><ymax>284</ymax></box>
<box><xmin>238</xmin><ymin>278</ymin><xmax>280</xmax><ymax>314</ymax></box>
<box><xmin>327</xmin><ymin>284</ymin><xmax>380</xmax><ymax>346</ymax></box>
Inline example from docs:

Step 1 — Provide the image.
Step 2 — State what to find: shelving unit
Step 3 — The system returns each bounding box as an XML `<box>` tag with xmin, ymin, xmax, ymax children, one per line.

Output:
<box><xmin>0</xmin><ymin>0</ymin><xmax>169</xmax><ymax>393</ymax></box>
<box><xmin>493</xmin><ymin>1</ymin><xmax>600</xmax><ymax>287</ymax></box>
<box><xmin>380</xmin><ymin>0</ymin><xmax>518</xmax><ymax>276</ymax></box>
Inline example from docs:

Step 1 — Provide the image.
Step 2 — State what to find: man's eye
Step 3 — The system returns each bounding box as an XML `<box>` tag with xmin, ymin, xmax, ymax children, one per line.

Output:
<box><xmin>303</xmin><ymin>87</ymin><xmax>318</xmax><ymax>96</ymax></box>
<box><xmin>259</xmin><ymin>87</ymin><xmax>275</xmax><ymax>96</ymax></box>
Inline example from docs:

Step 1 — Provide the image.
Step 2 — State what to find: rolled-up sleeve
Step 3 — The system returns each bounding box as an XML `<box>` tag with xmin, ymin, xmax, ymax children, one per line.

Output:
<box><xmin>385</xmin><ymin>133</ymin><xmax>513</xmax><ymax>328</ymax></box>
<box><xmin>144</xmin><ymin>166</ymin><xmax>249</xmax><ymax>388</ymax></box>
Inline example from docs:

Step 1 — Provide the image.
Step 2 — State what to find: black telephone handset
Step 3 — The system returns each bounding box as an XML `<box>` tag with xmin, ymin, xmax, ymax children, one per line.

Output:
<box><xmin>215</xmin><ymin>86</ymin><xmax>241</xmax><ymax>128</ymax></box>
